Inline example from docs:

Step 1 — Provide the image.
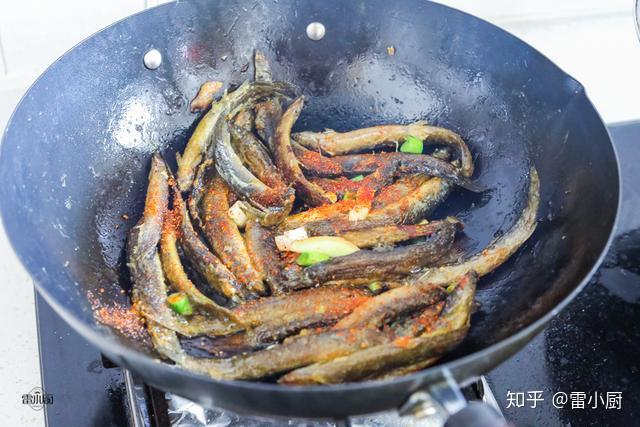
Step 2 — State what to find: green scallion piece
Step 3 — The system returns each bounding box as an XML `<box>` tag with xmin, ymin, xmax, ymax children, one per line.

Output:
<box><xmin>368</xmin><ymin>282</ymin><xmax>382</xmax><ymax>293</ymax></box>
<box><xmin>350</xmin><ymin>175</ymin><xmax>365</xmax><ymax>182</ymax></box>
<box><xmin>296</xmin><ymin>251</ymin><xmax>331</xmax><ymax>266</ymax></box>
<box><xmin>167</xmin><ymin>293</ymin><xmax>193</xmax><ymax>315</ymax></box>
<box><xmin>400</xmin><ymin>135</ymin><xmax>423</xmax><ymax>154</ymax></box>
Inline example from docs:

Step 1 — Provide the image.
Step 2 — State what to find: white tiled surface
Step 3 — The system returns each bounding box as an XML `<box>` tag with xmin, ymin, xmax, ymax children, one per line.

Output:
<box><xmin>0</xmin><ymin>1</ymin><xmax>144</xmax><ymax>81</ymax></box>
<box><xmin>0</xmin><ymin>229</ymin><xmax>41</xmax><ymax>426</ymax></box>
<box><xmin>0</xmin><ymin>2</ymin><xmax>156</xmax><ymax>425</ymax></box>
<box><xmin>0</xmin><ymin>1</ymin><xmax>639</xmax><ymax>425</ymax></box>
<box><xmin>436</xmin><ymin>0</ymin><xmax>640</xmax><ymax>124</ymax></box>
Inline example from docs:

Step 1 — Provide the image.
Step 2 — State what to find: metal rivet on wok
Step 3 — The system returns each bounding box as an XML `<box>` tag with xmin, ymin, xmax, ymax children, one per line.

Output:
<box><xmin>306</xmin><ymin>22</ymin><xmax>326</xmax><ymax>41</ymax></box>
<box><xmin>143</xmin><ymin>49</ymin><xmax>162</xmax><ymax>70</ymax></box>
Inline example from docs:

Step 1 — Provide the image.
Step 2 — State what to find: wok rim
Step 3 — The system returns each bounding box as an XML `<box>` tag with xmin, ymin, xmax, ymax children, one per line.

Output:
<box><xmin>0</xmin><ymin>0</ymin><xmax>622</xmax><ymax>401</ymax></box>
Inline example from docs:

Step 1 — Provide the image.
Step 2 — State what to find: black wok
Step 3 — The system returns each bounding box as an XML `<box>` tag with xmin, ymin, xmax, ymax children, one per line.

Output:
<box><xmin>0</xmin><ymin>0</ymin><xmax>619</xmax><ymax>421</ymax></box>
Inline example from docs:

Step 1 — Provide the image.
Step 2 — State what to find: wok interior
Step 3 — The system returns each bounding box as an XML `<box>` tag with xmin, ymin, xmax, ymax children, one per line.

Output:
<box><xmin>0</xmin><ymin>0</ymin><xmax>617</xmax><ymax>381</ymax></box>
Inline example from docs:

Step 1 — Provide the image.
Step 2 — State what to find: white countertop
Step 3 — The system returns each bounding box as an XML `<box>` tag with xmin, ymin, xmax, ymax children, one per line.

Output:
<box><xmin>0</xmin><ymin>1</ymin><xmax>639</xmax><ymax>426</ymax></box>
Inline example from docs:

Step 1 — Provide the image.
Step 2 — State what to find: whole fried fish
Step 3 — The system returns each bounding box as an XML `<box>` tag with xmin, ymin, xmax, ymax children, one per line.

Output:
<box><xmin>285</xmin><ymin>220</ymin><xmax>458</xmax><ymax>289</ymax></box>
<box><xmin>280</xmin><ymin>273</ymin><xmax>477</xmax><ymax>384</ymax></box>
<box><xmin>160</xmin><ymin>187</ymin><xmax>241</xmax><ymax>322</ymax></box>
<box><xmin>293</xmin><ymin>176</ymin><xmax>452</xmax><ymax>234</ymax></box>
<box><xmin>127</xmin><ymin>154</ymin><xmax>240</xmax><ymax>338</ymax></box>
<box><xmin>184</xmin><ymin>286</ymin><xmax>372</xmax><ymax>356</ymax></box>
<box><xmin>306</xmin><ymin>219</ymin><xmax>461</xmax><ymax>249</ymax></box>
<box><xmin>418</xmin><ymin>167</ymin><xmax>539</xmax><ymax>285</ymax></box>
<box><xmin>229</xmin><ymin>124</ymin><xmax>295</xmax><ymax>225</ymax></box>
<box><xmin>300</xmin><ymin>151</ymin><xmax>483</xmax><ymax>192</ymax></box>
<box><xmin>293</xmin><ymin>121</ymin><xmax>474</xmax><ymax>177</ymax></box>
<box><xmin>201</xmin><ymin>173</ymin><xmax>266</xmax><ymax>296</ymax></box>
<box><xmin>273</xmin><ymin>97</ymin><xmax>337</xmax><ymax>206</ymax></box>
<box><xmin>178</xmin><ymin>80</ymin><xmax>296</xmax><ymax>191</ymax></box>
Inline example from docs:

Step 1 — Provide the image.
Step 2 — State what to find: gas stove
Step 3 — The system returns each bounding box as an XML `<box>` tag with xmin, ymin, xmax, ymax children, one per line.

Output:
<box><xmin>35</xmin><ymin>121</ymin><xmax>640</xmax><ymax>426</ymax></box>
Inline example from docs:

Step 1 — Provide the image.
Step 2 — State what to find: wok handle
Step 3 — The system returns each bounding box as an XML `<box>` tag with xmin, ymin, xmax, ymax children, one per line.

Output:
<box><xmin>399</xmin><ymin>370</ymin><xmax>509</xmax><ymax>427</ymax></box>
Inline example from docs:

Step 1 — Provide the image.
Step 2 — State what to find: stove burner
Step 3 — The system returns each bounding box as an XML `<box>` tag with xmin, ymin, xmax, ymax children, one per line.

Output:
<box><xmin>123</xmin><ymin>369</ymin><xmax>502</xmax><ymax>427</ymax></box>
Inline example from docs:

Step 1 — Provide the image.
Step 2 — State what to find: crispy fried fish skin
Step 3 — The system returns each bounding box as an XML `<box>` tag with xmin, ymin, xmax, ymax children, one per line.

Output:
<box><xmin>127</xmin><ymin>155</ymin><xmax>238</xmax><ymax>337</ymax></box>
<box><xmin>229</xmin><ymin>124</ymin><xmax>283</xmax><ymax>189</ymax></box>
<box><xmin>202</xmin><ymin>174</ymin><xmax>266</xmax><ymax>295</ymax></box>
<box><xmin>299</xmin><ymin>217</ymin><xmax>460</xmax><ymax>250</ymax></box>
<box><xmin>185</xmin><ymin>287</ymin><xmax>372</xmax><ymax>356</ymax></box>
<box><xmin>244</xmin><ymin>218</ymin><xmax>286</xmax><ymax>294</ymax></box>
<box><xmin>179</xmin><ymin>215</ymin><xmax>248</xmax><ymax>305</ymax></box>
<box><xmin>146</xmin><ymin>320</ymin><xmax>187</xmax><ymax>363</ymax></box>
<box><xmin>254</xmin><ymin>50</ymin><xmax>273</xmax><ymax>83</ymax></box>
<box><xmin>372</xmin><ymin>273</ymin><xmax>478</xmax><ymax>379</ymax></box>
<box><xmin>233</xmin><ymin>108</ymin><xmax>254</xmax><ymax>131</ymax></box>
<box><xmin>177</xmin><ymin>81</ymin><xmax>251</xmax><ymax>191</ymax></box>
<box><xmin>190</xmin><ymin>80</ymin><xmax>223</xmax><ymax>113</ymax></box>
<box><xmin>281</xmin><ymin>186</ymin><xmax>374</xmax><ymax>230</ymax></box>
<box><xmin>372</xmin><ymin>174</ymin><xmax>429</xmax><ymax>210</ymax></box>
<box><xmin>309</xmin><ymin>164</ymin><xmax>398</xmax><ymax>198</ymax></box>
<box><xmin>233</xmin><ymin>286</ymin><xmax>371</xmax><ymax>327</ymax></box>
<box><xmin>187</xmin><ymin>159</ymin><xmax>213</xmax><ymax>230</ymax></box>
<box><xmin>302</xmin><ymin>152</ymin><xmax>482</xmax><ymax>192</ymax></box>
<box><xmin>132</xmin><ymin>154</ymin><xmax>167</xmax><ymax>255</ymax></box>
<box><xmin>418</xmin><ymin>167</ymin><xmax>539</xmax><ymax>285</ymax></box>
<box><xmin>274</xmin><ymin>97</ymin><xmax>337</xmax><ymax>206</ymax></box>
<box><xmin>431</xmin><ymin>272</ymin><xmax>477</xmax><ymax>330</ymax></box>
<box><xmin>255</xmin><ymin>99</ymin><xmax>282</xmax><ymax>151</ymax></box>
<box><xmin>391</xmin><ymin>302</ymin><xmax>444</xmax><ymax>338</ymax></box>
<box><xmin>297</xmin><ymin>177</ymin><xmax>452</xmax><ymax>234</ymax></box>
<box><xmin>297</xmin><ymin>211</ymin><xmax>390</xmax><ymax>235</ymax></box>
<box><xmin>334</xmin><ymin>282</ymin><xmax>446</xmax><ymax>331</ymax></box>
<box><xmin>211</xmin><ymin>328</ymin><xmax>392</xmax><ymax>380</ymax></box>
<box><xmin>253</xmin><ymin>51</ymin><xmax>284</xmax><ymax>151</ymax></box>
<box><xmin>229</xmin><ymin>124</ymin><xmax>295</xmax><ymax>225</ymax></box>
<box><xmin>177</xmin><ymin>80</ymin><xmax>295</xmax><ymax>191</ymax></box>
<box><xmin>278</xmin><ymin>327</ymin><xmax>467</xmax><ymax>384</ymax></box>
<box><xmin>147</xmin><ymin>320</ymin><xmax>237</xmax><ymax>377</ymax></box>
<box><xmin>214</xmin><ymin>120</ymin><xmax>289</xmax><ymax>215</ymax></box>
<box><xmin>161</xmin><ymin>211</ymin><xmax>231</xmax><ymax>314</ymax></box>
<box><xmin>292</xmin><ymin>141</ymin><xmax>345</xmax><ymax>176</ymax></box>
<box><xmin>293</xmin><ymin>143</ymin><xmax>467</xmax><ymax>197</ymax></box>
<box><xmin>293</xmin><ymin>121</ymin><xmax>474</xmax><ymax>177</ymax></box>
<box><xmin>329</xmin><ymin>220</ymin><xmax>460</xmax><ymax>248</ymax></box>
<box><xmin>131</xmin><ymin>248</ymin><xmax>239</xmax><ymax>337</ymax></box>
<box><xmin>181</xmin><ymin>332</ymin><xmax>264</xmax><ymax>358</ymax></box>
<box><xmin>368</xmin><ymin>177</ymin><xmax>453</xmax><ymax>224</ymax></box>
<box><xmin>285</xmin><ymin>221</ymin><xmax>458</xmax><ymax>289</ymax></box>
<box><xmin>282</xmin><ymin>275</ymin><xmax>475</xmax><ymax>384</ymax></box>
<box><xmin>175</xmin><ymin>180</ymin><xmax>248</xmax><ymax>304</ymax></box>
<box><xmin>160</xmin><ymin>189</ymin><xmax>242</xmax><ymax>323</ymax></box>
